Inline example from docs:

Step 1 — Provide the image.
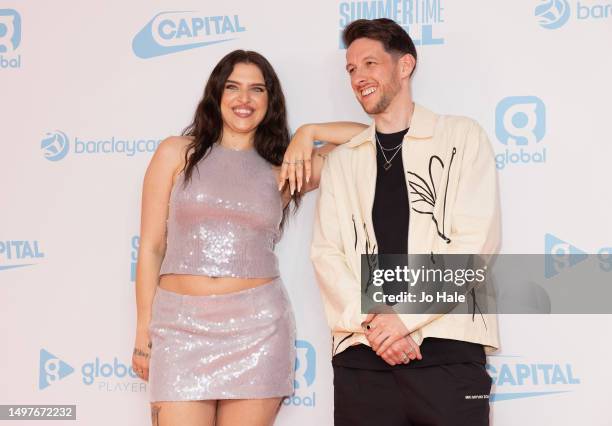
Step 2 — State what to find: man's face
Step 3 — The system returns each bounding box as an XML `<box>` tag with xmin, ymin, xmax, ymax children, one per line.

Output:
<box><xmin>345</xmin><ymin>38</ymin><xmax>402</xmax><ymax>115</ymax></box>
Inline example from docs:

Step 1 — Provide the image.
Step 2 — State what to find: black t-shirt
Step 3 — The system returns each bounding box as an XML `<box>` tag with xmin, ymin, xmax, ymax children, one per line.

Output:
<box><xmin>333</xmin><ymin>127</ymin><xmax>485</xmax><ymax>370</ymax></box>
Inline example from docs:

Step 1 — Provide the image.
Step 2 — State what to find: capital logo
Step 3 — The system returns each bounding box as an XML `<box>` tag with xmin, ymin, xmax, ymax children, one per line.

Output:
<box><xmin>0</xmin><ymin>240</ymin><xmax>45</xmax><ymax>271</ymax></box>
<box><xmin>0</xmin><ymin>9</ymin><xmax>21</xmax><ymax>53</ymax></box>
<box><xmin>488</xmin><ymin>355</ymin><xmax>580</xmax><ymax>402</ymax></box>
<box><xmin>545</xmin><ymin>233</ymin><xmax>588</xmax><ymax>278</ymax></box>
<box><xmin>294</xmin><ymin>340</ymin><xmax>316</xmax><ymax>389</ymax></box>
<box><xmin>535</xmin><ymin>0</ymin><xmax>571</xmax><ymax>29</ymax></box>
<box><xmin>41</xmin><ymin>131</ymin><xmax>70</xmax><ymax>162</ymax></box>
<box><xmin>133</xmin><ymin>11</ymin><xmax>246</xmax><ymax>59</ymax></box>
<box><xmin>496</xmin><ymin>96</ymin><xmax>546</xmax><ymax>146</ymax></box>
<box><xmin>39</xmin><ymin>349</ymin><xmax>74</xmax><ymax>390</ymax></box>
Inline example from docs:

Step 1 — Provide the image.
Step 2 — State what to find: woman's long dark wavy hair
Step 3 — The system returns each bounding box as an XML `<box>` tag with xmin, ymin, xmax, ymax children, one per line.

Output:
<box><xmin>181</xmin><ymin>50</ymin><xmax>300</xmax><ymax>229</ymax></box>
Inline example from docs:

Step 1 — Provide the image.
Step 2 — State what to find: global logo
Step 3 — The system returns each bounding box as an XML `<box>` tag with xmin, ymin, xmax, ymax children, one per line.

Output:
<box><xmin>0</xmin><ymin>240</ymin><xmax>45</xmax><ymax>271</ymax></box>
<box><xmin>133</xmin><ymin>11</ymin><xmax>246</xmax><ymax>59</ymax></box>
<box><xmin>38</xmin><ymin>349</ymin><xmax>146</xmax><ymax>393</ymax></box>
<box><xmin>39</xmin><ymin>130</ymin><xmax>162</xmax><ymax>161</ymax></box>
<box><xmin>488</xmin><ymin>355</ymin><xmax>580</xmax><ymax>402</ymax></box>
<box><xmin>338</xmin><ymin>0</ymin><xmax>445</xmax><ymax>48</ymax></box>
<box><xmin>535</xmin><ymin>0</ymin><xmax>571</xmax><ymax>29</ymax></box>
<box><xmin>0</xmin><ymin>9</ymin><xmax>21</xmax><ymax>52</ymax></box>
<box><xmin>495</xmin><ymin>96</ymin><xmax>547</xmax><ymax>170</ymax></box>
<box><xmin>39</xmin><ymin>349</ymin><xmax>75</xmax><ymax>390</ymax></box>
<box><xmin>41</xmin><ymin>131</ymin><xmax>69</xmax><ymax>162</ymax></box>
<box><xmin>0</xmin><ymin>9</ymin><xmax>22</xmax><ymax>69</ymax></box>
<box><xmin>283</xmin><ymin>339</ymin><xmax>316</xmax><ymax>407</ymax></box>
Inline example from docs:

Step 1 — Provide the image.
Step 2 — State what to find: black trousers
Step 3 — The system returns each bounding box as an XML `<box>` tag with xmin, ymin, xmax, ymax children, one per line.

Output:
<box><xmin>334</xmin><ymin>362</ymin><xmax>492</xmax><ymax>426</ymax></box>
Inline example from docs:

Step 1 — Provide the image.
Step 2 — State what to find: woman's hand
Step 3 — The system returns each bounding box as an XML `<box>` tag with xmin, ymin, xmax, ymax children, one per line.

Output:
<box><xmin>132</xmin><ymin>328</ymin><xmax>152</xmax><ymax>381</ymax></box>
<box><xmin>279</xmin><ymin>125</ymin><xmax>315</xmax><ymax>195</ymax></box>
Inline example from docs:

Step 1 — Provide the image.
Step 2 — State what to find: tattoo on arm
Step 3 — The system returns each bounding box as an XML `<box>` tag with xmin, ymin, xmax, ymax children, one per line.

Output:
<box><xmin>151</xmin><ymin>405</ymin><xmax>161</xmax><ymax>426</ymax></box>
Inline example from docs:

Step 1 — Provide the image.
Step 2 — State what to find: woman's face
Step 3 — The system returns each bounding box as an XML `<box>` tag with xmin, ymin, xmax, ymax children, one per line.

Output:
<box><xmin>220</xmin><ymin>62</ymin><xmax>269</xmax><ymax>137</ymax></box>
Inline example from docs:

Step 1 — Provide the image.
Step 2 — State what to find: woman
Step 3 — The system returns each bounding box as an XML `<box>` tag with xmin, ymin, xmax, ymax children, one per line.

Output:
<box><xmin>131</xmin><ymin>49</ymin><xmax>365</xmax><ymax>426</ymax></box>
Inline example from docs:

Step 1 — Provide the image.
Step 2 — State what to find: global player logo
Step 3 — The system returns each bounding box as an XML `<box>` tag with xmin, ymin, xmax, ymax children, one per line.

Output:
<box><xmin>535</xmin><ymin>0</ymin><xmax>571</xmax><ymax>29</ymax></box>
<box><xmin>132</xmin><ymin>11</ymin><xmax>246</xmax><ymax>59</ymax></box>
<box><xmin>41</xmin><ymin>131</ymin><xmax>70</xmax><ymax>162</ymax></box>
<box><xmin>544</xmin><ymin>233</ymin><xmax>588</xmax><ymax>278</ymax></box>
<box><xmin>38</xmin><ymin>349</ymin><xmax>145</xmax><ymax>392</ymax></box>
<box><xmin>39</xmin><ymin>349</ymin><xmax>75</xmax><ymax>390</ymax></box>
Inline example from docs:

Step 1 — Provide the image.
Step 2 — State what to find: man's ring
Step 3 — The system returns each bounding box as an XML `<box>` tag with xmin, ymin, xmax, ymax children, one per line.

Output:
<box><xmin>401</xmin><ymin>353</ymin><xmax>409</xmax><ymax>363</ymax></box>
<box><xmin>283</xmin><ymin>161</ymin><xmax>295</xmax><ymax>165</ymax></box>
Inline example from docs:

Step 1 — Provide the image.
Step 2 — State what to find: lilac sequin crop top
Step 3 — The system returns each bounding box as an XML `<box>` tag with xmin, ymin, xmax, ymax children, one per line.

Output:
<box><xmin>159</xmin><ymin>143</ymin><xmax>282</xmax><ymax>278</ymax></box>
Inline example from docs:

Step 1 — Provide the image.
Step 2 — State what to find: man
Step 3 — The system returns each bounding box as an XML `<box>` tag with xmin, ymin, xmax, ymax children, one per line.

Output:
<box><xmin>311</xmin><ymin>19</ymin><xmax>501</xmax><ymax>425</ymax></box>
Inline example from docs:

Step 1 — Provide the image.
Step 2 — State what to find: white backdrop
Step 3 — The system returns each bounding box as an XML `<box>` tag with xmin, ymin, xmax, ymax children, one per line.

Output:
<box><xmin>1</xmin><ymin>0</ymin><xmax>611</xmax><ymax>425</ymax></box>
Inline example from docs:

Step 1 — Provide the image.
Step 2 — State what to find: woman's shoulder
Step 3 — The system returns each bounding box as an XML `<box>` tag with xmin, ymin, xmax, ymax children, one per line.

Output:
<box><xmin>152</xmin><ymin>136</ymin><xmax>194</xmax><ymax>175</ymax></box>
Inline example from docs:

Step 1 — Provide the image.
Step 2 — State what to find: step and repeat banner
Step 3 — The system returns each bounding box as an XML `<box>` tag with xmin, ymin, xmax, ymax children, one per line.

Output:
<box><xmin>1</xmin><ymin>1</ymin><xmax>611</xmax><ymax>425</ymax></box>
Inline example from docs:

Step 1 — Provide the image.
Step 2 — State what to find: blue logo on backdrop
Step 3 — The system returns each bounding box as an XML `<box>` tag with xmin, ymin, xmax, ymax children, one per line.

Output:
<box><xmin>283</xmin><ymin>340</ymin><xmax>317</xmax><ymax>407</ymax></box>
<box><xmin>41</xmin><ymin>131</ymin><xmax>70</xmax><ymax>162</ymax></box>
<box><xmin>133</xmin><ymin>11</ymin><xmax>246</xmax><ymax>59</ymax></box>
<box><xmin>0</xmin><ymin>240</ymin><xmax>45</xmax><ymax>271</ymax></box>
<box><xmin>545</xmin><ymin>233</ymin><xmax>588</xmax><ymax>278</ymax></box>
<box><xmin>338</xmin><ymin>0</ymin><xmax>445</xmax><ymax>48</ymax></box>
<box><xmin>39</xmin><ymin>349</ymin><xmax>75</xmax><ymax>390</ymax></box>
<box><xmin>487</xmin><ymin>355</ymin><xmax>580</xmax><ymax>402</ymax></box>
<box><xmin>40</xmin><ymin>130</ymin><xmax>162</xmax><ymax>161</ymax></box>
<box><xmin>535</xmin><ymin>0</ymin><xmax>571</xmax><ymax>28</ymax></box>
<box><xmin>545</xmin><ymin>233</ymin><xmax>612</xmax><ymax>277</ymax></box>
<box><xmin>494</xmin><ymin>96</ymin><xmax>547</xmax><ymax>170</ymax></box>
<box><xmin>38</xmin><ymin>349</ymin><xmax>146</xmax><ymax>392</ymax></box>
<box><xmin>130</xmin><ymin>235</ymin><xmax>139</xmax><ymax>282</ymax></box>
<box><xmin>0</xmin><ymin>9</ymin><xmax>22</xmax><ymax>68</ymax></box>
<box><xmin>535</xmin><ymin>0</ymin><xmax>612</xmax><ymax>29</ymax></box>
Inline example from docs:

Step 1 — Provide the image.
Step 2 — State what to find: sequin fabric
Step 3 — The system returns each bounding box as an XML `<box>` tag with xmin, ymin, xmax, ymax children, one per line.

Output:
<box><xmin>159</xmin><ymin>143</ymin><xmax>282</xmax><ymax>278</ymax></box>
<box><xmin>148</xmin><ymin>279</ymin><xmax>296</xmax><ymax>401</ymax></box>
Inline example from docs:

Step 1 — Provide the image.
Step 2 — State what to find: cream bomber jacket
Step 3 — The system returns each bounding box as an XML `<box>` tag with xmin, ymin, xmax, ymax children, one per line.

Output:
<box><xmin>311</xmin><ymin>103</ymin><xmax>501</xmax><ymax>357</ymax></box>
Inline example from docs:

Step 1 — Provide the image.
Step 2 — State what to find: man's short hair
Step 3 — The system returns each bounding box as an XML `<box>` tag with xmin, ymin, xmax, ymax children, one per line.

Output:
<box><xmin>342</xmin><ymin>18</ymin><xmax>417</xmax><ymax>75</ymax></box>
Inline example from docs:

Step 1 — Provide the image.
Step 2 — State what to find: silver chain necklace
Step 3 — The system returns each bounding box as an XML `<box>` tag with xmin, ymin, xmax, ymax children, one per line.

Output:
<box><xmin>375</xmin><ymin>132</ymin><xmax>403</xmax><ymax>171</ymax></box>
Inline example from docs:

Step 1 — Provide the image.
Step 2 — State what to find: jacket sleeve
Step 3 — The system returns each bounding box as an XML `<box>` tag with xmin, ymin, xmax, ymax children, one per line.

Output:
<box><xmin>399</xmin><ymin>120</ymin><xmax>501</xmax><ymax>333</ymax></box>
<box><xmin>311</xmin><ymin>155</ymin><xmax>367</xmax><ymax>333</ymax></box>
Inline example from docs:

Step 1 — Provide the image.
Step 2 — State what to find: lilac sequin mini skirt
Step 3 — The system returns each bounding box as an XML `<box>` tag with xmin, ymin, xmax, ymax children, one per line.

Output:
<box><xmin>148</xmin><ymin>278</ymin><xmax>296</xmax><ymax>402</ymax></box>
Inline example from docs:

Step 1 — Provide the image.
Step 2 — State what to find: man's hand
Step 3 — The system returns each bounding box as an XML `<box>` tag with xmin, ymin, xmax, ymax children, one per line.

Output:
<box><xmin>363</xmin><ymin>312</ymin><xmax>423</xmax><ymax>365</ymax></box>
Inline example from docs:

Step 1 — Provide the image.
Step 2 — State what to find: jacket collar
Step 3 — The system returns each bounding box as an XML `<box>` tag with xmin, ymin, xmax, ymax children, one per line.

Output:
<box><xmin>345</xmin><ymin>103</ymin><xmax>438</xmax><ymax>148</ymax></box>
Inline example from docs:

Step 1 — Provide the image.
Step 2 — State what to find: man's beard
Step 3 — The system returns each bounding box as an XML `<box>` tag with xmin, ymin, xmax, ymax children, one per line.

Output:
<box><xmin>360</xmin><ymin>77</ymin><xmax>401</xmax><ymax>115</ymax></box>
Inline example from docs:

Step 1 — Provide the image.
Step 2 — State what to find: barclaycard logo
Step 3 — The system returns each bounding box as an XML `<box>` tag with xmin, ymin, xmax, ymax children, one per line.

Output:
<box><xmin>40</xmin><ymin>130</ymin><xmax>162</xmax><ymax>161</ymax></box>
<box><xmin>132</xmin><ymin>11</ymin><xmax>246</xmax><ymax>59</ymax></box>
<box><xmin>284</xmin><ymin>340</ymin><xmax>316</xmax><ymax>407</ymax></box>
<box><xmin>41</xmin><ymin>131</ymin><xmax>70</xmax><ymax>162</ymax></box>
<box><xmin>535</xmin><ymin>0</ymin><xmax>571</xmax><ymax>28</ymax></box>
<box><xmin>0</xmin><ymin>240</ymin><xmax>45</xmax><ymax>271</ymax></box>
<box><xmin>338</xmin><ymin>0</ymin><xmax>445</xmax><ymax>48</ymax></box>
<box><xmin>487</xmin><ymin>355</ymin><xmax>580</xmax><ymax>402</ymax></box>
<box><xmin>39</xmin><ymin>349</ymin><xmax>75</xmax><ymax>390</ymax></box>
<box><xmin>535</xmin><ymin>0</ymin><xmax>611</xmax><ymax>29</ymax></box>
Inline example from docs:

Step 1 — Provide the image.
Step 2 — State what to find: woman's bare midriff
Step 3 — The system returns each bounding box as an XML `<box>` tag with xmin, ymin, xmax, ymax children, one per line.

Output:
<box><xmin>159</xmin><ymin>274</ymin><xmax>276</xmax><ymax>296</ymax></box>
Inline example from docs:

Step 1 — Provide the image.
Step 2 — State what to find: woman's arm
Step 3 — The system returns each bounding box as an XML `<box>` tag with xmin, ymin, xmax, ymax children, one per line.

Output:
<box><xmin>132</xmin><ymin>136</ymin><xmax>188</xmax><ymax>381</ymax></box>
<box><xmin>280</xmin><ymin>122</ymin><xmax>368</xmax><ymax>194</ymax></box>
